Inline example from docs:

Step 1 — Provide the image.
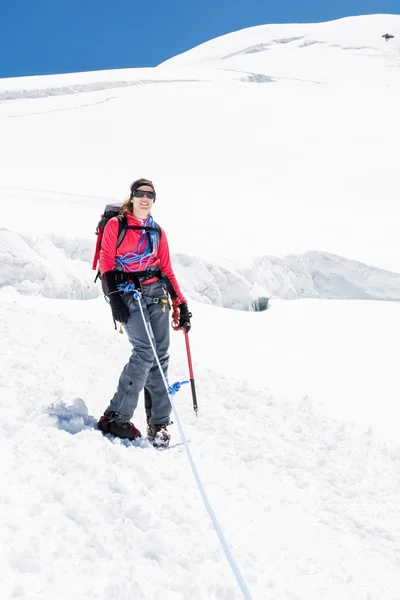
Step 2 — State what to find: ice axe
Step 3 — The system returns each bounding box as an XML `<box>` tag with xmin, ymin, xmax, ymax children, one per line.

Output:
<box><xmin>184</xmin><ymin>330</ymin><xmax>198</xmax><ymax>415</ymax></box>
<box><xmin>171</xmin><ymin>300</ymin><xmax>198</xmax><ymax>414</ymax></box>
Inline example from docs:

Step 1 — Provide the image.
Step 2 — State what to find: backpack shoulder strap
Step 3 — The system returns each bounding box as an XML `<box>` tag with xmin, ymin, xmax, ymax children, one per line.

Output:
<box><xmin>116</xmin><ymin>215</ymin><xmax>128</xmax><ymax>249</ymax></box>
<box><xmin>151</xmin><ymin>221</ymin><xmax>162</xmax><ymax>252</ymax></box>
<box><xmin>153</xmin><ymin>221</ymin><xmax>162</xmax><ymax>242</ymax></box>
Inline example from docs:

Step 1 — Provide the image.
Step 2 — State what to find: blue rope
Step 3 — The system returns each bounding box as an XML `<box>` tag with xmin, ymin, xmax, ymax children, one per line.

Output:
<box><xmin>115</xmin><ymin>215</ymin><xmax>158</xmax><ymax>273</ymax></box>
<box><xmin>132</xmin><ymin>289</ymin><xmax>253</xmax><ymax>600</ymax></box>
<box><xmin>168</xmin><ymin>380</ymin><xmax>189</xmax><ymax>395</ymax></box>
<box><xmin>117</xmin><ymin>282</ymin><xmax>137</xmax><ymax>293</ymax></box>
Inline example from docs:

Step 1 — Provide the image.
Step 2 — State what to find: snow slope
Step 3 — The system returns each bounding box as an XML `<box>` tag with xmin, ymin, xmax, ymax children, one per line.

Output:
<box><xmin>1</xmin><ymin>288</ymin><xmax>400</xmax><ymax>600</ymax></box>
<box><xmin>1</xmin><ymin>13</ymin><xmax>400</xmax><ymax>600</ymax></box>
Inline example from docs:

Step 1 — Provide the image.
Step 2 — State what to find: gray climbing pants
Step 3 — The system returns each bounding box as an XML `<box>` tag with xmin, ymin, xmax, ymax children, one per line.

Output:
<box><xmin>105</xmin><ymin>280</ymin><xmax>171</xmax><ymax>425</ymax></box>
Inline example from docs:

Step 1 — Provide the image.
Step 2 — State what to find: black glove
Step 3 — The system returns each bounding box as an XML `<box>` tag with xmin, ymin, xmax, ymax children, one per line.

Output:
<box><xmin>178</xmin><ymin>302</ymin><xmax>192</xmax><ymax>332</ymax></box>
<box><xmin>103</xmin><ymin>271</ymin><xmax>130</xmax><ymax>324</ymax></box>
<box><xmin>109</xmin><ymin>292</ymin><xmax>130</xmax><ymax>323</ymax></box>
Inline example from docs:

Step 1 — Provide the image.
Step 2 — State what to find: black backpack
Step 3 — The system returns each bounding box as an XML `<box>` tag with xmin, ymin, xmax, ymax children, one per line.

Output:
<box><xmin>92</xmin><ymin>202</ymin><xmax>162</xmax><ymax>295</ymax></box>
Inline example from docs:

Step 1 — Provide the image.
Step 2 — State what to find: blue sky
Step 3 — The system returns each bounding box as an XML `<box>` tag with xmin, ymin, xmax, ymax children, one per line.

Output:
<box><xmin>1</xmin><ymin>0</ymin><xmax>398</xmax><ymax>78</ymax></box>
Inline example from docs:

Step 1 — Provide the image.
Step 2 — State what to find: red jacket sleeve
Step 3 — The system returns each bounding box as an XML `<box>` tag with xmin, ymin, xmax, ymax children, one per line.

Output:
<box><xmin>99</xmin><ymin>217</ymin><xmax>119</xmax><ymax>274</ymax></box>
<box><xmin>158</xmin><ymin>229</ymin><xmax>187</xmax><ymax>305</ymax></box>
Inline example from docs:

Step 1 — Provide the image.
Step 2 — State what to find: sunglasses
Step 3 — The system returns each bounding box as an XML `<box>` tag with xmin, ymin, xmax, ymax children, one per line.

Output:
<box><xmin>133</xmin><ymin>190</ymin><xmax>155</xmax><ymax>200</ymax></box>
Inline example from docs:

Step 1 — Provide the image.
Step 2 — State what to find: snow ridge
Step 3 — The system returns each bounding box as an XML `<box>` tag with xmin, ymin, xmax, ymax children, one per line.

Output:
<box><xmin>2</xmin><ymin>226</ymin><xmax>400</xmax><ymax>307</ymax></box>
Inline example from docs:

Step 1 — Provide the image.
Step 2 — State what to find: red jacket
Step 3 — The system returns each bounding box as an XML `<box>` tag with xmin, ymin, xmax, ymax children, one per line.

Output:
<box><xmin>99</xmin><ymin>213</ymin><xmax>186</xmax><ymax>304</ymax></box>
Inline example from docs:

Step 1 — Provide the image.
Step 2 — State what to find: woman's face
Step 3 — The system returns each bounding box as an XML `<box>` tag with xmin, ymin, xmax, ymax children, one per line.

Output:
<box><xmin>131</xmin><ymin>185</ymin><xmax>155</xmax><ymax>216</ymax></box>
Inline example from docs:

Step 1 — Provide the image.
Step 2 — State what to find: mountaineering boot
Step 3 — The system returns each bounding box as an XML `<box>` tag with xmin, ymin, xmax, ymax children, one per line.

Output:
<box><xmin>147</xmin><ymin>423</ymin><xmax>171</xmax><ymax>447</ymax></box>
<box><xmin>97</xmin><ymin>412</ymin><xmax>142</xmax><ymax>441</ymax></box>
